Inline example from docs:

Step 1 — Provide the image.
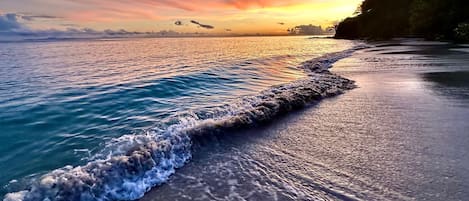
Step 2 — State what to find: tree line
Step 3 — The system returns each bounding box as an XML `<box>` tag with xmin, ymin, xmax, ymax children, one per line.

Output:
<box><xmin>335</xmin><ymin>0</ymin><xmax>469</xmax><ymax>42</ymax></box>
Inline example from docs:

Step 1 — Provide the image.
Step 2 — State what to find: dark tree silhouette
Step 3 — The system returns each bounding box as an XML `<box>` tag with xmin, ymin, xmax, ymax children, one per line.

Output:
<box><xmin>335</xmin><ymin>0</ymin><xmax>469</xmax><ymax>42</ymax></box>
<box><xmin>288</xmin><ymin>24</ymin><xmax>325</xmax><ymax>35</ymax></box>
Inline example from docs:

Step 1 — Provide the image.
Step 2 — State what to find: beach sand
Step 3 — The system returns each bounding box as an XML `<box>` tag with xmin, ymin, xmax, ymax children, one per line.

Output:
<box><xmin>141</xmin><ymin>41</ymin><xmax>469</xmax><ymax>200</ymax></box>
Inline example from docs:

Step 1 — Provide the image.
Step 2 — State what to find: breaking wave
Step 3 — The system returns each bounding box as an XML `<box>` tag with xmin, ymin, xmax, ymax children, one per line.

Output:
<box><xmin>4</xmin><ymin>45</ymin><xmax>367</xmax><ymax>201</ymax></box>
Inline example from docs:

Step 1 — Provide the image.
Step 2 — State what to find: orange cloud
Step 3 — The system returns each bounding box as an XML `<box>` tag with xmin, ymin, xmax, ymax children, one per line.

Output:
<box><xmin>1</xmin><ymin>0</ymin><xmax>362</xmax><ymax>33</ymax></box>
<box><xmin>67</xmin><ymin>0</ymin><xmax>312</xmax><ymax>14</ymax></box>
<box><xmin>64</xmin><ymin>0</ymin><xmax>311</xmax><ymax>21</ymax></box>
<box><xmin>215</xmin><ymin>0</ymin><xmax>306</xmax><ymax>9</ymax></box>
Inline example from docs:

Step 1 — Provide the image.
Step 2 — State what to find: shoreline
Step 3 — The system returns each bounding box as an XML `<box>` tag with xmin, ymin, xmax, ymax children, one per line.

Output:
<box><xmin>141</xmin><ymin>40</ymin><xmax>469</xmax><ymax>200</ymax></box>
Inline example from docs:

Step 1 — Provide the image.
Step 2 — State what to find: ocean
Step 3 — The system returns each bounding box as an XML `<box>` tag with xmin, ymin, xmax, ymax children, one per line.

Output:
<box><xmin>0</xmin><ymin>36</ymin><xmax>360</xmax><ymax>200</ymax></box>
<box><xmin>3</xmin><ymin>37</ymin><xmax>469</xmax><ymax>201</ymax></box>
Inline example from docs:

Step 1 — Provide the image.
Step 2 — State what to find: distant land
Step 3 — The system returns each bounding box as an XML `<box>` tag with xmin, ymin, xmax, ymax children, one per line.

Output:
<box><xmin>288</xmin><ymin>24</ymin><xmax>335</xmax><ymax>36</ymax></box>
<box><xmin>0</xmin><ymin>24</ymin><xmax>334</xmax><ymax>42</ymax></box>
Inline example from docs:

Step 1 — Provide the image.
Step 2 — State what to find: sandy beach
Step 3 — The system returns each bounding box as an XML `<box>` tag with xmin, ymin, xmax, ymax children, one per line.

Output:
<box><xmin>141</xmin><ymin>40</ymin><xmax>469</xmax><ymax>201</ymax></box>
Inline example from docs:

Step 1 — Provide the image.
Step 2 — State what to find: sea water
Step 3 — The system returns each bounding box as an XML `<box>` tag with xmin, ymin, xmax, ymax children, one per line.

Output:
<box><xmin>0</xmin><ymin>36</ymin><xmax>359</xmax><ymax>200</ymax></box>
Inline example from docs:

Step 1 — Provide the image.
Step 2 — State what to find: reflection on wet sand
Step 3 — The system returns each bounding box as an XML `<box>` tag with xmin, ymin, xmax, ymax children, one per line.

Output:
<box><xmin>423</xmin><ymin>71</ymin><xmax>469</xmax><ymax>102</ymax></box>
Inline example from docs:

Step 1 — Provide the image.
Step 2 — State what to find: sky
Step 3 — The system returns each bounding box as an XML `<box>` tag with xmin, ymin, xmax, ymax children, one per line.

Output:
<box><xmin>0</xmin><ymin>0</ymin><xmax>362</xmax><ymax>38</ymax></box>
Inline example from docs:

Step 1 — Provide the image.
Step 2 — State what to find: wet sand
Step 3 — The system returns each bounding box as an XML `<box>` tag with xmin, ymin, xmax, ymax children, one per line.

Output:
<box><xmin>142</xmin><ymin>41</ymin><xmax>469</xmax><ymax>201</ymax></box>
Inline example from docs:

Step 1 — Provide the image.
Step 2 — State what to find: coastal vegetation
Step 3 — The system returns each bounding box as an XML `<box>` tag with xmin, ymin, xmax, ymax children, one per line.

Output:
<box><xmin>287</xmin><ymin>24</ymin><xmax>335</xmax><ymax>35</ymax></box>
<box><xmin>335</xmin><ymin>0</ymin><xmax>469</xmax><ymax>42</ymax></box>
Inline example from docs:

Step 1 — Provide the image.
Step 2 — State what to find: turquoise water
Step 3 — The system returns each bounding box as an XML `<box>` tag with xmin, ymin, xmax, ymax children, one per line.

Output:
<box><xmin>0</xmin><ymin>37</ymin><xmax>356</xmax><ymax>199</ymax></box>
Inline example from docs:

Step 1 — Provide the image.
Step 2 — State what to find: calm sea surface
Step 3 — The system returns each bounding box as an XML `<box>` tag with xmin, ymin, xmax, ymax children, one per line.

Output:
<box><xmin>0</xmin><ymin>37</ymin><xmax>356</xmax><ymax>198</ymax></box>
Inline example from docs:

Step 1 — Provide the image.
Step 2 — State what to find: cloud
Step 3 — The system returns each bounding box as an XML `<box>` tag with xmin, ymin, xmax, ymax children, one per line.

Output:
<box><xmin>67</xmin><ymin>0</ymin><xmax>309</xmax><ymax>12</ymax></box>
<box><xmin>0</xmin><ymin>12</ymin><xmax>63</xmax><ymax>32</ymax></box>
<box><xmin>0</xmin><ymin>13</ymin><xmax>216</xmax><ymax>41</ymax></box>
<box><xmin>0</xmin><ymin>15</ymin><xmax>209</xmax><ymax>41</ymax></box>
<box><xmin>60</xmin><ymin>23</ymin><xmax>80</xmax><ymax>27</ymax></box>
<box><xmin>0</xmin><ymin>13</ymin><xmax>143</xmax><ymax>39</ymax></box>
<box><xmin>54</xmin><ymin>0</ymin><xmax>313</xmax><ymax>21</ymax></box>
<box><xmin>0</xmin><ymin>13</ymin><xmax>25</xmax><ymax>31</ymax></box>
<box><xmin>190</xmin><ymin>20</ymin><xmax>214</xmax><ymax>29</ymax></box>
<box><xmin>1</xmin><ymin>0</ymin><xmax>363</xmax><ymax>32</ymax></box>
<box><xmin>225</xmin><ymin>29</ymin><xmax>232</xmax><ymax>31</ymax></box>
<box><xmin>20</xmin><ymin>14</ymin><xmax>61</xmax><ymax>21</ymax></box>
<box><xmin>0</xmin><ymin>13</ymin><xmax>128</xmax><ymax>40</ymax></box>
<box><xmin>221</xmin><ymin>0</ymin><xmax>305</xmax><ymax>9</ymax></box>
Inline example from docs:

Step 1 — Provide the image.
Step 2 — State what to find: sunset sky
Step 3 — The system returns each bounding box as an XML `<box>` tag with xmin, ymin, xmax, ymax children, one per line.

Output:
<box><xmin>0</xmin><ymin>0</ymin><xmax>362</xmax><ymax>35</ymax></box>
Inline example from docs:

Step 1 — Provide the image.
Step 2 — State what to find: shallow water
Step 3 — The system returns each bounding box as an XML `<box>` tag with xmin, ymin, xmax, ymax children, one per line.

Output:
<box><xmin>0</xmin><ymin>37</ymin><xmax>357</xmax><ymax>199</ymax></box>
<box><xmin>142</xmin><ymin>41</ymin><xmax>469</xmax><ymax>201</ymax></box>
